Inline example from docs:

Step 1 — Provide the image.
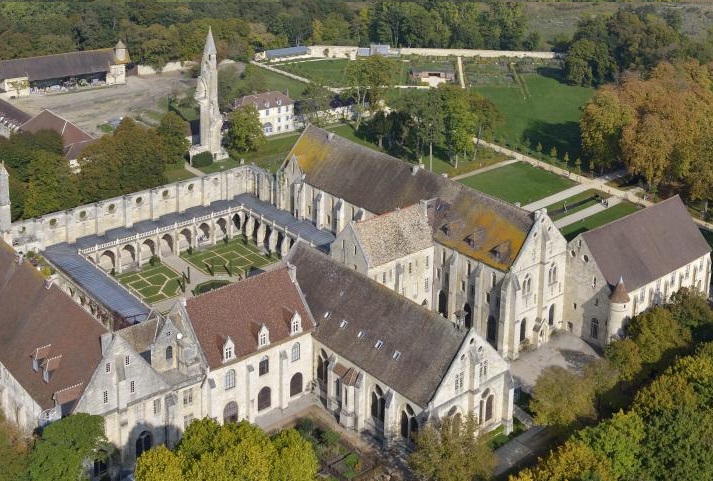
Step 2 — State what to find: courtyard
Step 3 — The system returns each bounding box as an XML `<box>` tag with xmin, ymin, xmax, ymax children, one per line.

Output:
<box><xmin>180</xmin><ymin>238</ymin><xmax>278</xmax><ymax>277</ymax></box>
<box><xmin>117</xmin><ymin>263</ymin><xmax>182</xmax><ymax>304</ymax></box>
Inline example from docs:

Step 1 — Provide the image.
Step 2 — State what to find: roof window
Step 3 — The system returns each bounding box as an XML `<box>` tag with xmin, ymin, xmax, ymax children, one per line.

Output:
<box><xmin>374</xmin><ymin>340</ymin><xmax>384</xmax><ymax>350</ymax></box>
<box><xmin>357</xmin><ymin>331</ymin><xmax>365</xmax><ymax>339</ymax></box>
<box><xmin>392</xmin><ymin>351</ymin><xmax>401</xmax><ymax>360</ymax></box>
<box><xmin>339</xmin><ymin>319</ymin><xmax>348</xmax><ymax>329</ymax></box>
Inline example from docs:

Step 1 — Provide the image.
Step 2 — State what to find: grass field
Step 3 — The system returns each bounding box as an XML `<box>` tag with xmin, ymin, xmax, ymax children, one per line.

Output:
<box><xmin>544</xmin><ymin>189</ymin><xmax>610</xmax><ymax>220</ymax></box>
<box><xmin>459</xmin><ymin>162</ymin><xmax>576</xmax><ymax>205</ymax></box>
<box><xmin>117</xmin><ymin>264</ymin><xmax>182</xmax><ymax>304</ymax></box>
<box><xmin>560</xmin><ymin>202</ymin><xmax>641</xmax><ymax>240</ymax></box>
<box><xmin>180</xmin><ymin>238</ymin><xmax>278</xmax><ymax>277</ymax></box>
<box><xmin>475</xmin><ymin>70</ymin><xmax>593</xmax><ymax>162</ymax></box>
<box><xmin>164</xmin><ymin>166</ymin><xmax>197</xmax><ymax>182</ymax></box>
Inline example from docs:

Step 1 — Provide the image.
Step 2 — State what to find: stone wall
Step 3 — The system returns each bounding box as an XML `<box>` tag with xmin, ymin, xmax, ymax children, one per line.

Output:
<box><xmin>10</xmin><ymin>165</ymin><xmax>273</xmax><ymax>252</ymax></box>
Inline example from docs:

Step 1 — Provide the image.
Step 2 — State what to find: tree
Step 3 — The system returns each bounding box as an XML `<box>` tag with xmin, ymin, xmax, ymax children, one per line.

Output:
<box><xmin>298</xmin><ymin>83</ymin><xmax>334</xmax><ymax>127</ymax></box>
<box><xmin>530</xmin><ymin>366</ymin><xmax>596</xmax><ymax>432</ymax></box>
<box><xmin>409</xmin><ymin>413</ymin><xmax>495</xmax><ymax>481</ymax></box>
<box><xmin>510</xmin><ymin>440</ymin><xmax>615</xmax><ymax>481</ymax></box>
<box><xmin>135</xmin><ymin>445</ymin><xmax>184</xmax><ymax>481</ymax></box>
<box><xmin>24</xmin><ymin>151</ymin><xmax>79</xmax><ymax>218</ymax></box>
<box><xmin>158</xmin><ymin>111</ymin><xmax>189</xmax><ymax>166</ymax></box>
<box><xmin>28</xmin><ymin>413</ymin><xmax>108</xmax><ymax>481</ymax></box>
<box><xmin>270</xmin><ymin>429</ymin><xmax>319</xmax><ymax>481</ymax></box>
<box><xmin>344</xmin><ymin>55</ymin><xmax>397</xmax><ymax>128</ymax></box>
<box><xmin>605</xmin><ymin>338</ymin><xmax>642</xmax><ymax>383</ymax></box>
<box><xmin>0</xmin><ymin>413</ymin><xmax>30</xmax><ymax>481</ymax></box>
<box><xmin>627</xmin><ymin>306</ymin><xmax>691</xmax><ymax>367</ymax></box>
<box><xmin>580</xmin><ymin>87</ymin><xmax>632</xmax><ymax>173</ymax></box>
<box><xmin>225</xmin><ymin>105</ymin><xmax>266</xmax><ymax>153</ymax></box>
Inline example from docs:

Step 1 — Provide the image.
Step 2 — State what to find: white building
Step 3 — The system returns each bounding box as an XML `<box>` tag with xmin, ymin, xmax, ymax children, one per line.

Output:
<box><xmin>232</xmin><ymin>91</ymin><xmax>296</xmax><ymax>136</ymax></box>
<box><xmin>564</xmin><ymin>196</ymin><xmax>711</xmax><ymax>346</ymax></box>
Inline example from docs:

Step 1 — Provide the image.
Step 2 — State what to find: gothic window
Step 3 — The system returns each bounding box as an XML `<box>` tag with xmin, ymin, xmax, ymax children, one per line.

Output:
<box><xmin>371</xmin><ymin>385</ymin><xmax>386</xmax><ymax>424</ymax></box>
<box><xmin>259</xmin><ymin>356</ymin><xmax>269</xmax><ymax>376</ymax></box>
<box><xmin>590</xmin><ymin>318</ymin><xmax>599</xmax><ymax>339</ymax></box>
<box><xmin>486</xmin><ymin>316</ymin><xmax>497</xmax><ymax>345</ymax></box>
<box><xmin>257</xmin><ymin>387</ymin><xmax>271</xmax><ymax>411</ymax></box>
<box><xmin>258</xmin><ymin>326</ymin><xmax>269</xmax><ymax>348</ymax></box>
<box><xmin>223</xmin><ymin>401</ymin><xmax>238</xmax><ymax>424</ymax></box>
<box><xmin>223</xmin><ymin>339</ymin><xmax>234</xmax><ymax>361</ymax></box>
<box><xmin>523</xmin><ymin>274</ymin><xmax>532</xmax><ymax>296</ymax></box>
<box><xmin>93</xmin><ymin>450</ymin><xmax>108</xmax><ymax>478</ymax></box>
<box><xmin>183</xmin><ymin>389</ymin><xmax>193</xmax><ymax>406</ymax></box>
<box><xmin>290</xmin><ymin>373</ymin><xmax>303</xmax><ymax>397</ymax></box>
<box><xmin>520</xmin><ymin>319</ymin><xmax>527</xmax><ymax>343</ymax></box>
<box><xmin>291</xmin><ymin>342</ymin><xmax>301</xmax><ymax>362</ymax></box>
<box><xmin>485</xmin><ymin>395</ymin><xmax>494</xmax><ymax>421</ymax></box>
<box><xmin>548</xmin><ymin>264</ymin><xmax>557</xmax><ymax>285</ymax></box>
<box><xmin>165</xmin><ymin>346</ymin><xmax>173</xmax><ymax>361</ymax></box>
<box><xmin>225</xmin><ymin>369</ymin><xmax>236</xmax><ymax>390</ymax></box>
<box><xmin>317</xmin><ymin>350</ymin><xmax>328</xmax><ymax>383</ymax></box>
<box><xmin>400</xmin><ymin>404</ymin><xmax>418</xmax><ymax>441</ymax></box>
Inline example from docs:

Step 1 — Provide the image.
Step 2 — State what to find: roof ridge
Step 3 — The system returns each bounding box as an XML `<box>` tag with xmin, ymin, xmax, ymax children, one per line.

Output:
<box><xmin>582</xmin><ymin>196</ymin><xmax>678</xmax><ymax>238</ymax></box>
<box><xmin>0</xmin><ymin>48</ymin><xmax>114</xmax><ymax>63</ymax></box>
<box><xmin>354</xmin><ymin>203</ymin><xmax>421</xmax><ymax>226</ymax></box>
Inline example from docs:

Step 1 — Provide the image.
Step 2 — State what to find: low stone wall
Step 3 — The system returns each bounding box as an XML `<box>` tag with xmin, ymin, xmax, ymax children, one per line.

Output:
<box><xmin>137</xmin><ymin>61</ymin><xmax>195</xmax><ymax>76</ymax></box>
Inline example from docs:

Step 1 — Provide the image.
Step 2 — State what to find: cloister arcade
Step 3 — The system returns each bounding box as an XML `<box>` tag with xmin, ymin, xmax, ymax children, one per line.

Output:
<box><xmin>84</xmin><ymin>208</ymin><xmax>316</xmax><ymax>274</ymax></box>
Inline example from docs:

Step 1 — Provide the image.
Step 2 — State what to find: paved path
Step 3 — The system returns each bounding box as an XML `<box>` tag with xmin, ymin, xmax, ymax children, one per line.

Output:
<box><xmin>554</xmin><ymin>196</ymin><xmax>622</xmax><ymax>229</ymax></box>
<box><xmin>456</xmin><ymin>56</ymin><xmax>466</xmax><ymax>88</ymax></box>
<box><xmin>513</xmin><ymin>405</ymin><xmax>535</xmax><ymax>428</ymax></box>
<box><xmin>450</xmin><ymin>158</ymin><xmax>519</xmax><ymax>180</ymax></box>
<box><xmin>493</xmin><ymin>426</ymin><xmax>551</xmax><ymax>478</ymax></box>
<box><xmin>522</xmin><ymin>184</ymin><xmax>590</xmax><ymax>211</ymax></box>
<box><xmin>184</xmin><ymin>162</ymin><xmax>204</xmax><ymax>177</ymax></box>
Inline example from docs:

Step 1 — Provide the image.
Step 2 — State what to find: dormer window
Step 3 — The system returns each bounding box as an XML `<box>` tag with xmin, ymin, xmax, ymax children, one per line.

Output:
<box><xmin>392</xmin><ymin>351</ymin><xmax>401</xmax><ymax>360</ymax></box>
<box><xmin>339</xmin><ymin>319</ymin><xmax>348</xmax><ymax>329</ymax></box>
<box><xmin>258</xmin><ymin>325</ymin><xmax>270</xmax><ymax>348</ymax></box>
<box><xmin>374</xmin><ymin>340</ymin><xmax>384</xmax><ymax>350</ymax></box>
<box><xmin>223</xmin><ymin>337</ymin><xmax>235</xmax><ymax>362</ymax></box>
<box><xmin>291</xmin><ymin>312</ymin><xmax>302</xmax><ymax>335</ymax></box>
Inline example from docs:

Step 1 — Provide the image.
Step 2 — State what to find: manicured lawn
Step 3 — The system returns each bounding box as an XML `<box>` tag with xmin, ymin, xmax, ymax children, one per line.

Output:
<box><xmin>164</xmin><ymin>166</ymin><xmax>196</xmax><ymax>182</ymax></box>
<box><xmin>544</xmin><ymin>189</ymin><xmax>610</xmax><ymax>220</ymax></box>
<box><xmin>560</xmin><ymin>202</ymin><xmax>641</xmax><ymax>240</ymax></box>
<box><xmin>275</xmin><ymin>58</ymin><xmax>409</xmax><ymax>87</ymax></box>
<box><xmin>180</xmin><ymin>238</ymin><xmax>278</xmax><ymax>277</ymax></box>
<box><xmin>117</xmin><ymin>264</ymin><xmax>182</xmax><ymax>304</ymax></box>
<box><xmin>475</xmin><ymin>71</ymin><xmax>593</xmax><ymax>161</ymax></box>
<box><xmin>459</xmin><ymin>162</ymin><xmax>576</xmax><ymax>205</ymax></box>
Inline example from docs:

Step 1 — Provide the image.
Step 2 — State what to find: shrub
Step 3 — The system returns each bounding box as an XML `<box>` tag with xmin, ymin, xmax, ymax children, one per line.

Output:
<box><xmin>297</xmin><ymin>418</ymin><xmax>316</xmax><ymax>438</ymax></box>
<box><xmin>192</xmin><ymin>151</ymin><xmax>213</xmax><ymax>168</ymax></box>
<box><xmin>320</xmin><ymin>429</ymin><xmax>340</xmax><ymax>448</ymax></box>
<box><xmin>149</xmin><ymin>255</ymin><xmax>161</xmax><ymax>266</ymax></box>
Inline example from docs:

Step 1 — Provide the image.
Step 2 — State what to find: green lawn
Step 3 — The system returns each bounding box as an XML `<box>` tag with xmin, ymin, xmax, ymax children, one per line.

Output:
<box><xmin>164</xmin><ymin>166</ymin><xmax>196</xmax><ymax>182</ymax></box>
<box><xmin>544</xmin><ymin>189</ymin><xmax>610</xmax><ymax>220</ymax></box>
<box><xmin>117</xmin><ymin>264</ymin><xmax>182</xmax><ymax>304</ymax></box>
<box><xmin>475</xmin><ymin>71</ymin><xmax>593</xmax><ymax>162</ymax></box>
<box><xmin>275</xmin><ymin>58</ymin><xmax>409</xmax><ymax>87</ymax></box>
<box><xmin>180</xmin><ymin>238</ymin><xmax>278</xmax><ymax>277</ymax></box>
<box><xmin>560</xmin><ymin>202</ymin><xmax>641</xmax><ymax>240</ymax></box>
<box><xmin>459</xmin><ymin>162</ymin><xmax>576</xmax><ymax>205</ymax></box>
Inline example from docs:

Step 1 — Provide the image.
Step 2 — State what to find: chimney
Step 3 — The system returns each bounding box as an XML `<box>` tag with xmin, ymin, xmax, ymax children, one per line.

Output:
<box><xmin>287</xmin><ymin>263</ymin><xmax>297</xmax><ymax>283</ymax></box>
<box><xmin>100</xmin><ymin>332</ymin><xmax>113</xmax><ymax>355</ymax></box>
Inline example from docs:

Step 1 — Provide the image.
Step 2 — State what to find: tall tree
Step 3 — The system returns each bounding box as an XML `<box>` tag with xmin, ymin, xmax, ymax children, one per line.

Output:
<box><xmin>409</xmin><ymin>413</ymin><xmax>496</xmax><ymax>481</ymax></box>
<box><xmin>28</xmin><ymin>413</ymin><xmax>108</xmax><ymax>481</ymax></box>
<box><xmin>225</xmin><ymin>105</ymin><xmax>266</xmax><ymax>153</ymax></box>
<box><xmin>158</xmin><ymin>111</ymin><xmax>190</xmax><ymax>166</ymax></box>
<box><xmin>24</xmin><ymin>151</ymin><xmax>79</xmax><ymax>218</ymax></box>
<box><xmin>530</xmin><ymin>366</ymin><xmax>596</xmax><ymax>432</ymax></box>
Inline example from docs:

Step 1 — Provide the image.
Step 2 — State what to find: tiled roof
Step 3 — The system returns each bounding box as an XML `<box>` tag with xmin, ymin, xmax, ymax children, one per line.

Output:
<box><xmin>287</xmin><ymin>243</ymin><xmax>468</xmax><ymax>407</ymax></box>
<box><xmin>609</xmin><ymin>278</ymin><xmax>630</xmax><ymax>303</ymax></box>
<box><xmin>117</xmin><ymin>318</ymin><xmax>158</xmax><ymax>354</ymax></box>
<box><xmin>581</xmin><ymin>196</ymin><xmax>711</xmax><ymax>290</ymax></box>
<box><xmin>284</xmin><ymin>125</ymin><xmax>534</xmax><ymax>270</ymax></box>
<box><xmin>0</xmin><ymin>49</ymin><xmax>119</xmax><ymax>82</ymax></box>
<box><xmin>231</xmin><ymin>91</ymin><xmax>293</xmax><ymax>111</ymax></box>
<box><xmin>352</xmin><ymin>204</ymin><xmax>433</xmax><ymax>268</ymax></box>
<box><xmin>21</xmin><ymin>109</ymin><xmax>94</xmax><ymax>147</ymax></box>
<box><xmin>0</xmin><ymin>241</ymin><xmax>107</xmax><ymax>411</ymax></box>
<box><xmin>185</xmin><ymin>267</ymin><xmax>314</xmax><ymax>369</ymax></box>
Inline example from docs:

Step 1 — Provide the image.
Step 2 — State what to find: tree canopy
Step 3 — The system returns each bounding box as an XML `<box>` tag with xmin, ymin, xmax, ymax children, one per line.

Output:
<box><xmin>135</xmin><ymin>419</ymin><xmax>318</xmax><ymax>481</ymax></box>
<box><xmin>225</xmin><ymin>105</ymin><xmax>267</xmax><ymax>154</ymax></box>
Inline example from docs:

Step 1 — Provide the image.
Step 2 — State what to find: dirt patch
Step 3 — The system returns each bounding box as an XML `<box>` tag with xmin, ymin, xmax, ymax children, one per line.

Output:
<box><xmin>12</xmin><ymin>72</ymin><xmax>195</xmax><ymax>137</ymax></box>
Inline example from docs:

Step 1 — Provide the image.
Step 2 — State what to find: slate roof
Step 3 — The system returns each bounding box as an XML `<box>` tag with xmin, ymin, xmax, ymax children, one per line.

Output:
<box><xmin>20</xmin><ymin>109</ymin><xmax>96</xmax><ymax>160</ymax></box>
<box><xmin>0</xmin><ymin>240</ymin><xmax>107</xmax><ymax>411</ymax></box>
<box><xmin>581</xmin><ymin>196</ymin><xmax>711</xmax><ymax>291</ymax></box>
<box><xmin>284</xmin><ymin>125</ymin><xmax>534</xmax><ymax>270</ymax></box>
<box><xmin>609</xmin><ymin>278</ymin><xmax>630</xmax><ymax>304</ymax></box>
<box><xmin>185</xmin><ymin>266</ymin><xmax>315</xmax><ymax>369</ymax></box>
<box><xmin>286</xmin><ymin>243</ymin><xmax>468</xmax><ymax>407</ymax></box>
<box><xmin>352</xmin><ymin>204</ymin><xmax>433</xmax><ymax>268</ymax></box>
<box><xmin>0</xmin><ymin>49</ymin><xmax>119</xmax><ymax>82</ymax></box>
<box><xmin>0</xmin><ymin>99</ymin><xmax>31</xmax><ymax>127</ymax></box>
<box><xmin>231</xmin><ymin>91</ymin><xmax>293</xmax><ymax>111</ymax></box>
<box><xmin>117</xmin><ymin>317</ymin><xmax>158</xmax><ymax>354</ymax></box>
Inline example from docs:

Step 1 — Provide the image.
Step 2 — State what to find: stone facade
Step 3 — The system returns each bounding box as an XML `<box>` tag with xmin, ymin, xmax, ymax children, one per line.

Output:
<box><xmin>232</xmin><ymin>91</ymin><xmax>296</xmax><ymax>136</ymax></box>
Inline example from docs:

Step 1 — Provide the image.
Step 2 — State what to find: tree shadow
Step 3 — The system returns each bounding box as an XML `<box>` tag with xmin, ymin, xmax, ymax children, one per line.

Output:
<box><xmin>522</xmin><ymin>119</ymin><xmax>582</xmax><ymax>161</ymax></box>
<box><xmin>535</xmin><ymin>66</ymin><xmax>568</xmax><ymax>84</ymax></box>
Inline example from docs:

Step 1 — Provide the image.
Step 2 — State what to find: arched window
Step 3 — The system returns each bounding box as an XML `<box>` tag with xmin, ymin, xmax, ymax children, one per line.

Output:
<box><xmin>548</xmin><ymin>264</ymin><xmax>557</xmax><ymax>285</ymax></box>
<box><xmin>290</xmin><ymin>373</ymin><xmax>303</xmax><ymax>397</ymax></box>
<box><xmin>93</xmin><ymin>450</ymin><xmax>108</xmax><ymax>478</ymax></box>
<box><xmin>223</xmin><ymin>401</ymin><xmax>238</xmax><ymax>424</ymax></box>
<box><xmin>259</xmin><ymin>356</ymin><xmax>269</xmax><ymax>376</ymax></box>
<box><xmin>317</xmin><ymin>350</ymin><xmax>328</xmax><ymax>383</ymax></box>
<box><xmin>590</xmin><ymin>318</ymin><xmax>599</xmax><ymax>339</ymax></box>
<box><xmin>485</xmin><ymin>395</ymin><xmax>494</xmax><ymax>421</ymax></box>
<box><xmin>486</xmin><ymin>315</ymin><xmax>497</xmax><ymax>345</ymax></box>
<box><xmin>548</xmin><ymin>304</ymin><xmax>555</xmax><ymax>326</ymax></box>
<box><xmin>519</xmin><ymin>318</ymin><xmax>527</xmax><ymax>343</ymax></box>
<box><xmin>370</xmin><ymin>385</ymin><xmax>386</xmax><ymax>424</ymax></box>
<box><xmin>523</xmin><ymin>274</ymin><xmax>531</xmax><ymax>296</ymax></box>
<box><xmin>491</xmin><ymin>273</ymin><xmax>497</xmax><ymax>287</ymax></box>
<box><xmin>437</xmin><ymin>291</ymin><xmax>447</xmax><ymax>317</ymax></box>
<box><xmin>400</xmin><ymin>404</ymin><xmax>418</xmax><ymax>440</ymax></box>
<box><xmin>135</xmin><ymin>431</ymin><xmax>152</xmax><ymax>460</ymax></box>
<box><xmin>464</xmin><ymin>303</ymin><xmax>472</xmax><ymax>329</ymax></box>
<box><xmin>291</xmin><ymin>342</ymin><xmax>301</xmax><ymax>362</ymax></box>
<box><xmin>257</xmin><ymin>387</ymin><xmax>271</xmax><ymax>411</ymax></box>
<box><xmin>165</xmin><ymin>346</ymin><xmax>173</xmax><ymax>361</ymax></box>
<box><xmin>225</xmin><ymin>369</ymin><xmax>236</xmax><ymax>390</ymax></box>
